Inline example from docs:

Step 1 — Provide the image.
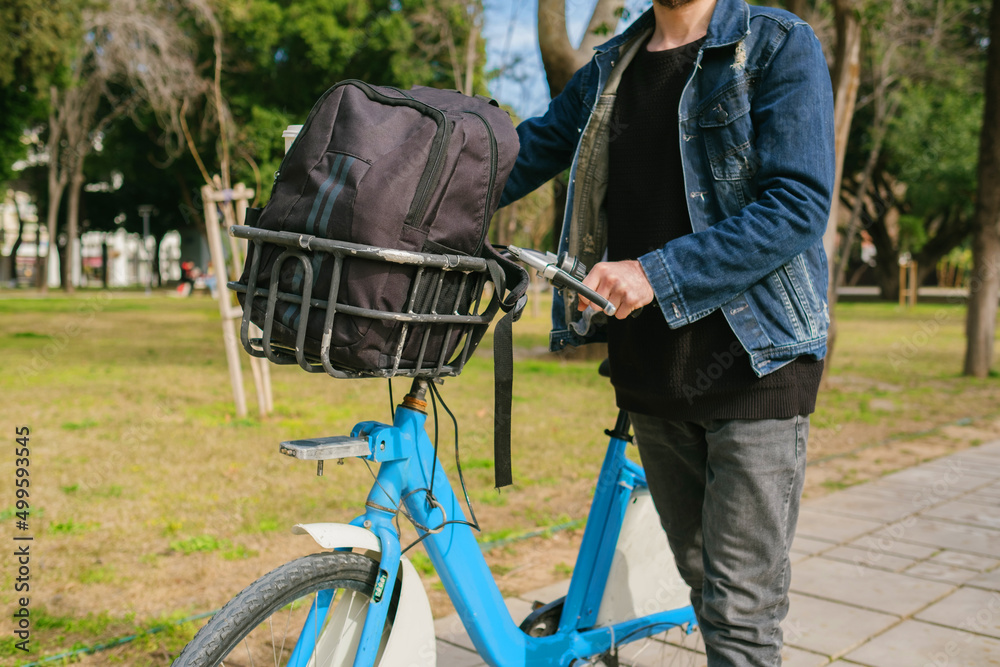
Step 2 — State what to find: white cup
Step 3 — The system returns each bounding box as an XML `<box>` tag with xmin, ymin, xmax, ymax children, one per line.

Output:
<box><xmin>282</xmin><ymin>125</ymin><xmax>304</xmax><ymax>154</ymax></box>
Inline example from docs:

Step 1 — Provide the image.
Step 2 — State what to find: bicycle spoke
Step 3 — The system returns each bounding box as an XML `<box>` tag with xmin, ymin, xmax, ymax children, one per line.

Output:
<box><xmin>244</xmin><ymin>636</ymin><xmax>255</xmax><ymax>667</ymax></box>
<box><xmin>277</xmin><ymin>597</ymin><xmax>293</xmax><ymax>664</ymax></box>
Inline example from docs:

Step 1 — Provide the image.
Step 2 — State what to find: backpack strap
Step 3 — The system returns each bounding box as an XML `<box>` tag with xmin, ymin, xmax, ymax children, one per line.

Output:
<box><xmin>484</xmin><ymin>247</ymin><xmax>529</xmax><ymax>489</ymax></box>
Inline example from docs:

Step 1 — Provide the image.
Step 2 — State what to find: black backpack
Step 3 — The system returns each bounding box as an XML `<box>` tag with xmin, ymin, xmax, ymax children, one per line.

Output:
<box><xmin>235</xmin><ymin>80</ymin><xmax>528</xmax><ymax>486</ymax></box>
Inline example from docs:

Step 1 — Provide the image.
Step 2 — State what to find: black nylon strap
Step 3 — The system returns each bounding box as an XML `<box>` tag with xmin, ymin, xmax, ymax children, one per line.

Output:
<box><xmin>492</xmin><ymin>306</ymin><xmax>515</xmax><ymax>489</ymax></box>
<box><xmin>484</xmin><ymin>251</ymin><xmax>528</xmax><ymax>489</ymax></box>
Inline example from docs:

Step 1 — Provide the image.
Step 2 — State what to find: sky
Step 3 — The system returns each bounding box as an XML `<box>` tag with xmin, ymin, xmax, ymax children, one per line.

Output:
<box><xmin>480</xmin><ymin>0</ymin><xmax>652</xmax><ymax>119</ymax></box>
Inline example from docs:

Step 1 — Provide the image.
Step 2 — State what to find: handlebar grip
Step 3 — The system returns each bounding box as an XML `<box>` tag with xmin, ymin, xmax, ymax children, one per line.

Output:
<box><xmin>552</xmin><ymin>273</ymin><xmax>616</xmax><ymax>317</ymax></box>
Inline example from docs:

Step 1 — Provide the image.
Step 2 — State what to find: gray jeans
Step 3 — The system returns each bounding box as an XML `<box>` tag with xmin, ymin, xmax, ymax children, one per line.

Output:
<box><xmin>629</xmin><ymin>414</ymin><xmax>809</xmax><ymax>667</ymax></box>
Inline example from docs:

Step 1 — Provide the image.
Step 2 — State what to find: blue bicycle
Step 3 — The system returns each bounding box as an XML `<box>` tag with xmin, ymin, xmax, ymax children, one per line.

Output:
<box><xmin>172</xmin><ymin>230</ymin><xmax>700</xmax><ymax>666</ymax></box>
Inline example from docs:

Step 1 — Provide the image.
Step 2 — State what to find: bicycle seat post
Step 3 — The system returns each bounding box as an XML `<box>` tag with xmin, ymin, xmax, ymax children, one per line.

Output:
<box><xmin>405</xmin><ymin>378</ymin><xmax>429</xmax><ymax>405</ymax></box>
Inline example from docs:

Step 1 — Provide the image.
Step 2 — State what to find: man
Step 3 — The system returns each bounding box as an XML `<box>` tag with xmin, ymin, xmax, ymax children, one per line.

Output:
<box><xmin>499</xmin><ymin>0</ymin><xmax>834</xmax><ymax>663</ymax></box>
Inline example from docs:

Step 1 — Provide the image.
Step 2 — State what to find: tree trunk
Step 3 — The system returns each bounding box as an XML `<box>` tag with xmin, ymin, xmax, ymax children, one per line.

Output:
<box><xmin>821</xmin><ymin>0</ymin><xmax>862</xmax><ymax>380</ymax></box>
<box><xmin>42</xmin><ymin>86</ymin><xmax>68</xmax><ymax>294</ymax></box>
<box><xmin>786</xmin><ymin>0</ymin><xmax>808</xmax><ymax>18</ymax></box>
<box><xmin>63</xmin><ymin>167</ymin><xmax>84</xmax><ymax>294</ymax></box>
<box><xmin>964</xmin><ymin>0</ymin><xmax>1000</xmax><ymax>376</ymax></box>
<box><xmin>102</xmin><ymin>239</ymin><xmax>109</xmax><ymax>289</ymax></box>
<box><xmin>834</xmin><ymin>97</ymin><xmax>898</xmax><ymax>290</ymax></box>
<box><xmin>463</xmin><ymin>17</ymin><xmax>480</xmax><ymax>97</ymax></box>
<box><xmin>152</xmin><ymin>233</ymin><xmax>163</xmax><ymax>287</ymax></box>
<box><xmin>537</xmin><ymin>0</ymin><xmax>623</xmax><ymax>97</ymax></box>
<box><xmin>9</xmin><ymin>197</ymin><xmax>25</xmax><ymax>285</ymax></box>
<box><xmin>43</xmin><ymin>179</ymin><xmax>66</xmax><ymax>293</ymax></box>
<box><xmin>57</xmin><ymin>235</ymin><xmax>69</xmax><ymax>291</ymax></box>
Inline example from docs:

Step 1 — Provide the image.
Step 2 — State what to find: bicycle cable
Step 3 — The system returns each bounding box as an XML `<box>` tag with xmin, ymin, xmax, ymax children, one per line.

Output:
<box><xmin>429</xmin><ymin>381</ymin><xmax>480</xmax><ymax>532</ymax></box>
<box><xmin>363</xmin><ymin>380</ymin><xmax>483</xmax><ymax>555</ymax></box>
<box><xmin>394</xmin><ymin>383</ymin><xmax>481</xmax><ymax>554</ymax></box>
<box><xmin>387</xmin><ymin>378</ymin><xmax>395</xmax><ymax>420</ymax></box>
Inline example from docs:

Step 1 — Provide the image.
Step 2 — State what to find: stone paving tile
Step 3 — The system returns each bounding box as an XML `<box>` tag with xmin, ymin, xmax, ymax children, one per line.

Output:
<box><xmin>924</xmin><ymin>499</ymin><xmax>1000</xmax><ymax>530</ymax></box>
<box><xmin>967</xmin><ymin>568</ymin><xmax>1000</xmax><ymax>592</ymax></box>
<box><xmin>791</xmin><ymin>551</ymin><xmax>812</xmax><ymax>565</ymax></box>
<box><xmin>928</xmin><ymin>550</ymin><xmax>1000</xmax><ymax>572</ymax></box>
<box><xmin>794</xmin><ymin>509</ymin><xmax>884</xmax><ymax>544</ymax></box>
<box><xmin>881</xmin><ymin>516</ymin><xmax>1000</xmax><ymax>558</ymax></box>
<box><xmin>781</xmin><ymin>646</ymin><xmax>832</xmax><ymax>667</ymax></box>
<box><xmin>434</xmin><ymin>613</ymin><xmax>475</xmax><ymax>651</ymax></box>
<box><xmin>957</xmin><ymin>491</ymin><xmax>1000</xmax><ymax>508</ymax></box>
<box><xmin>790</xmin><ymin>557</ymin><xmax>955</xmax><ymax>616</ymax></box>
<box><xmin>922</xmin><ymin>455</ymin><xmax>1000</xmax><ymax>473</ymax></box>
<box><xmin>514</xmin><ymin>579</ymin><xmax>570</xmax><ymax>605</ymax></box>
<box><xmin>802</xmin><ymin>491</ymin><xmax>915</xmax><ymax>523</ymax></box>
<box><xmin>844</xmin><ymin>619</ymin><xmax>1000</xmax><ymax>667</ymax></box>
<box><xmin>433</xmin><ymin>597</ymin><xmax>533</xmax><ymax>652</ymax></box>
<box><xmin>965</xmin><ymin>441</ymin><xmax>1000</xmax><ymax>453</ymax></box>
<box><xmin>782</xmin><ymin>592</ymin><xmax>899</xmax><ymax>658</ymax></box>
<box><xmin>871</xmin><ymin>478</ymin><xmax>973</xmax><ymax>503</ymax></box>
<box><xmin>937</xmin><ymin>455</ymin><xmax>1000</xmax><ymax>475</ymax></box>
<box><xmin>916</xmin><ymin>587</ymin><xmax>1000</xmax><ymax>638</ymax></box>
<box><xmin>618</xmin><ymin>632</ymin><xmax>706</xmax><ymax>666</ymax></box>
<box><xmin>791</xmin><ymin>535</ymin><xmax>836</xmax><ymax>556</ymax></box>
<box><xmin>949</xmin><ymin>446</ymin><xmax>1000</xmax><ymax>463</ymax></box>
<box><xmin>971</xmin><ymin>482</ymin><xmax>1000</xmax><ymax>498</ymax></box>
<box><xmin>661</xmin><ymin>624</ymin><xmax>706</xmax><ymax>653</ymax></box>
<box><xmin>839</xmin><ymin>481</ymin><xmax>927</xmax><ymax>502</ymax></box>
<box><xmin>622</xmin><ymin>631</ymin><xmax>826</xmax><ymax>667</ymax></box>
<box><xmin>845</xmin><ymin>534</ymin><xmax>940</xmax><ymax>560</ymax></box>
<box><xmin>435</xmin><ymin>640</ymin><xmax>487</xmax><ymax>666</ymax></box>
<box><xmin>903</xmin><ymin>561</ymin><xmax>986</xmax><ymax>585</ymax></box>
<box><xmin>881</xmin><ymin>461</ymin><xmax>996</xmax><ymax>488</ymax></box>
<box><xmin>819</xmin><ymin>545</ymin><xmax>915</xmax><ymax>573</ymax></box>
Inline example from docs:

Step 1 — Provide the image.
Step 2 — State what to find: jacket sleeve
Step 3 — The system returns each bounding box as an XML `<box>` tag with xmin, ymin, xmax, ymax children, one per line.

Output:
<box><xmin>499</xmin><ymin>60</ymin><xmax>596</xmax><ymax>207</ymax></box>
<box><xmin>638</xmin><ymin>22</ymin><xmax>835</xmax><ymax>327</ymax></box>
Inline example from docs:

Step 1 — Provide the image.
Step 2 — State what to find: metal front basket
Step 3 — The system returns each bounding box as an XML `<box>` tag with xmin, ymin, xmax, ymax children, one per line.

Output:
<box><xmin>228</xmin><ymin>225</ymin><xmax>501</xmax><ymax>379</ymax></box>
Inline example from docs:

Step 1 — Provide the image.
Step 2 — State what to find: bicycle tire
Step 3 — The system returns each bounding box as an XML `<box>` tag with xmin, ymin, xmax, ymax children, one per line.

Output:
<box><xmin>172</xmin><ymin>551</ymin><xmax>397</xmax><ymax>667</ymax></box>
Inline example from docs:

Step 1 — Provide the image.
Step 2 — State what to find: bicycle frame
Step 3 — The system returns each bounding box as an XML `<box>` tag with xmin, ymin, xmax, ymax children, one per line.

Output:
<box><xmin>290</xmin><ymin>384</ymin><xmax>697</xmax><ymax>667</ymax></box>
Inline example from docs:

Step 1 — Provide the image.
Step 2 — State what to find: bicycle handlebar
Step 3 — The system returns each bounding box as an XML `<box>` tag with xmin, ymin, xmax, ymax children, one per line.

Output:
<box><xmin>506</xmin><ymin>245</ymin><xmax>616</xmax><ymax>317</ymax></box>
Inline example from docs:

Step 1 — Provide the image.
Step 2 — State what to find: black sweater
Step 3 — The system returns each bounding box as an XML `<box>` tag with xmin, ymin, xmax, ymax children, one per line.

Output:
<box><xmin>604</xmin><ymin>37</ymin><xmax>823</xmax><ymax>420</ymax></box>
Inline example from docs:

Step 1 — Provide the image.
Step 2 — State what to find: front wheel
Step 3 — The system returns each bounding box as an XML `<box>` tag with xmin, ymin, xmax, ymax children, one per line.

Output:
<box><xmin>172</xmin><ymin>551</ymin><xmax>397</xmax><ymax>666</ymax></box>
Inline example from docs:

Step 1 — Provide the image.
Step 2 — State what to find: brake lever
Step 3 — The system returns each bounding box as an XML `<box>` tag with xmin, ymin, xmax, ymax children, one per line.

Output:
<box><xmin>507</xmin><ymin>246</ymin><xmax>617</xmax><ymax>317</ymax></box>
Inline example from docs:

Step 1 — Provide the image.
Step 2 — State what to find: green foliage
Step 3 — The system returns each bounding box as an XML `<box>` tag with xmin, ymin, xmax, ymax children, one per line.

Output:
<box><xmin>48</xmin><ymin>519</ymin><xmax>100</xmax><ymax>535</ymax></box>
<box><xmin>169</xmin><ymin>534</ymin><xmax>257</xmax><ymax>559</ymax></box>
<box><xmin>885</xmin><ymin>82</ymin><xmax>982</xmax><ymax>223</ymax></box>
<box><xmin>220</xmin><ymin>0</ymin><xmax>490</xmax><ymax>202</ymax></box>
<box><xmin>0</xmin><ymin>0</ymin><xmax>80</xmax><ymax>88</ymax></box>
<box><xmin>408</xmin><ymin>551</ymin><xmax>437</xmax><ymax>576</ymax></box>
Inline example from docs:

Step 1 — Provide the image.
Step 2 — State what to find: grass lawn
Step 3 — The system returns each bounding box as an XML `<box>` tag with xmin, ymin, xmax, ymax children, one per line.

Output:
<box><xmin>0</xmin><ymin>290</ymin><xmax>997</xmax><ymax>665</ymax></box>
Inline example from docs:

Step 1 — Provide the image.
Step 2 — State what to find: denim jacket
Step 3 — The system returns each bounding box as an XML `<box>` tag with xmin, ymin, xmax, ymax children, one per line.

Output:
<box><xmin>500</xmin><ymin>0</ymin><xmax>835</xmax><ymax>376</ymax></box>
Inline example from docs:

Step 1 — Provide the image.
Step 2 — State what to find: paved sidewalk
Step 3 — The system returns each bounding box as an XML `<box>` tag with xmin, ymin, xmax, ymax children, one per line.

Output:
<box><xmin>434</xmin><ymin>440</ymin><xmax>1000</xmax><ymax>666</ymax></box>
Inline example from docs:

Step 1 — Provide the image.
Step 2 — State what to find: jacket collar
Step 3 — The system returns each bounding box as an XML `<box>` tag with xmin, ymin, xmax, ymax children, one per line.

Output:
<box><xmin>594</xmin><ymin>0</ymin><xmax>750</xmax><ymax>54</ymax></box>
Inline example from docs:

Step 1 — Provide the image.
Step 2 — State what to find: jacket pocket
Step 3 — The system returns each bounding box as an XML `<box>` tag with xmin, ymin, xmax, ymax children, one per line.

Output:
<box><xmin>697</xmin><ymin>84</ymin><xmax>760</xmax><ymax>183</ymax></box>
<box><xmin>753</xmin><ymin>257</ymin><xmax>822</xmax><ymax>347</ymax></box>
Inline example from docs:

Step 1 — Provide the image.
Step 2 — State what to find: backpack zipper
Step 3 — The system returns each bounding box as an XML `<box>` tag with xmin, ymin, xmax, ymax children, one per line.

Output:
<box><xmin>465</xmin><ymin>110</ymin><xmax>499</xmax><ymax>256</ymax></box>
<box><xmin>340</xmin><ymin>80</ymin><xmax>451</xmax><ymax>232</ymax></box>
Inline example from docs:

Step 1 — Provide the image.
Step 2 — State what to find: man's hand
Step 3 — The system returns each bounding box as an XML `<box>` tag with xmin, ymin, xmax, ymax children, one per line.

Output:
<box><xmin>578</xmin><ymin>260</ymin><xmax>654</xmax><ymax>319</ymax></box>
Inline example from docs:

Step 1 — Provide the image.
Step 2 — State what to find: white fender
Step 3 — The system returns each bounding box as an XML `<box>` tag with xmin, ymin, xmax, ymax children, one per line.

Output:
<box><xmin>595</xmin><ymin>490</ymin><xmax>691</xmax><ymax>626</ymax></box>
<box><xmin>293</xmin><ymin>523</ymin><xmax>437</xmax><ymax>666</ymax></box>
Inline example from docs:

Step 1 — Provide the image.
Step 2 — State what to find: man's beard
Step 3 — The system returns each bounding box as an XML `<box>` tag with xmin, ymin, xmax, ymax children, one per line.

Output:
<box><xmin>653</xmin><ymin>0</ymin><xmax>699</xmax><ymax>8</ymax></box>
